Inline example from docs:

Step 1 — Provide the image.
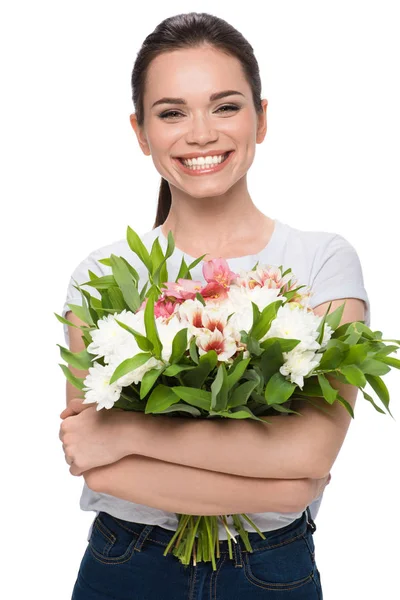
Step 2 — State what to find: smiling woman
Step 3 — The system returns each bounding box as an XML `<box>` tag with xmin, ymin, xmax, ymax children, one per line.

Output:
<box><xmin>61</xmin><ymin>10</ymin><xmax>372</xmax><ymax>600</ymax></box>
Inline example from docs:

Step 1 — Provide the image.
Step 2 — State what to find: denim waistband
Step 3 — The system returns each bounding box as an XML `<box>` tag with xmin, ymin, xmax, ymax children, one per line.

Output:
<box><xmin>98</xmin><ymin>506</ymin><xmax>317</xmax><ymax>560</ymax></box>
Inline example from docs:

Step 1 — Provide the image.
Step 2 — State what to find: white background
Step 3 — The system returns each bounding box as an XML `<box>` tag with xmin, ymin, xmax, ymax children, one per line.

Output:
<box><xmin>1</xmin><ymin>1</ymin><xmax>399</xmax><ymax>598</ymax></box>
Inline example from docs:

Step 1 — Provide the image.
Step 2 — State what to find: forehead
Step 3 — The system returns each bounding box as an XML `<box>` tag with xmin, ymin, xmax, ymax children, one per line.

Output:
<box><xmin>144</xmin><ymin>46</ymin><xmax>248</xmax><ymax>104</ymax></box>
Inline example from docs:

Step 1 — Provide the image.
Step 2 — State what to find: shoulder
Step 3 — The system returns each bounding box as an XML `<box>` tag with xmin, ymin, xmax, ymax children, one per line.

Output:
<box><xmin>281</xmin><ymin>221</ymin><xmax>360</xmax><ymax>273</ymax></box>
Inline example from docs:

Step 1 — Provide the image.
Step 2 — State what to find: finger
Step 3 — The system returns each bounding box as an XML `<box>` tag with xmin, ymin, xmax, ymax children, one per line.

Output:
<box><xmin>69</xmin><ymin>463</ymin><xmax>82</xmax><ymax>477</ymax></box>
<box><xmin>60</xmin><ymin>408</ymin><xmax>74</xmax><ymax>419</ymax></box>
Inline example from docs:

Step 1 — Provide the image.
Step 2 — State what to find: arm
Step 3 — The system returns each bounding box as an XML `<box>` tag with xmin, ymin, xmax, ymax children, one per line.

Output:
<box><xmin>116</xmin><ymin>298</ymin><xmax>364</xmax><ymax>480</ymax></box>
<box><xmin>85</xmin><ymin>454</ymin><xmax>330</xmax><ymax>516</ymax></box>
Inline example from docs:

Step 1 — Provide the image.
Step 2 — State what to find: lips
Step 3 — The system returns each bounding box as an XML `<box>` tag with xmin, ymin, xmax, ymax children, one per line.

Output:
<box><xmin>173</xmin><ymin>149</ymin><xmax>235</xmax><ymax>175</ymax></box>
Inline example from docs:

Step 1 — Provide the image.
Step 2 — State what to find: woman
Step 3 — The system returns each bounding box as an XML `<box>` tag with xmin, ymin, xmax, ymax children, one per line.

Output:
<box><xmin>60</xmin><ymin>12</ymin><xmax>370</xmax><ymax>599</ymax></box>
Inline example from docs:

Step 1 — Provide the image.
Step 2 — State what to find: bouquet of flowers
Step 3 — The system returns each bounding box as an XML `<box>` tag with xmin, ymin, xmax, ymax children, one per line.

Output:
<box><xmin>56</xmin><ymin>226</ymin><xmax>399</xmax><ymax>571</ymax></box>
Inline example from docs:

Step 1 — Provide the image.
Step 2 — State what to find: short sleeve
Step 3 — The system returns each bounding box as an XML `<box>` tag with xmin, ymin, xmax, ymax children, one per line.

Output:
<box><xmin>309</xmin><ymin>234</ymin><xmax>371</xmax><ymax>328</ymax></box>
<box><xmin>61</xmin><ymin>251</ymin><xmax>105</xmax><ymax>347</ymax></box>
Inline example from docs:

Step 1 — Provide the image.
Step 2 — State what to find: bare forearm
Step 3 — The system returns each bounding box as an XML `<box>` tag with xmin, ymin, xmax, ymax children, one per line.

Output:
<box><xmin>86</xmin><ymin>454</ymin><xmax>318</xmax><ymax>516</ymax></box>
<box><xmin>118</xmin><ymin>410</ymin><xmax>322</xmax><ymax>480</ymax></box>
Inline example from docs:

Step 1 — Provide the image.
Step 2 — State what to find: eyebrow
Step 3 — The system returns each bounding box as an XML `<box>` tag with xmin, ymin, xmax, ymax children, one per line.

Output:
<box><xmin>151</xmin><ymin>90</ymin><xmax>245</xmax><ymax>109</ymax></box>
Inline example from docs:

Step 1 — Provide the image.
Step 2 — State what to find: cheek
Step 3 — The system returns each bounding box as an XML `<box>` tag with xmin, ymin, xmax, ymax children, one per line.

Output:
<box><xmin>147</xmin><ymin>121</ymin><xmax>184</xmax><ymax>153</ymax></box>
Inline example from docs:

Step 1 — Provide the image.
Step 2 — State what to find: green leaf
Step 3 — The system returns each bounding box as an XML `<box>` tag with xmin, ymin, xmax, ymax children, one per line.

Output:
<box><xmin>344</xmin><ymin>323</ymin><xmax>363</xmax><ymax>346</ymax></box>
<box><xmin>107</xmin><ymin>286</ymin><xmax>127</xmax><ymax>311</ymax></box>
<box><xmin>266</xmin><ymin>402</ymin><xmax>302</xmax><ymax>415</ymax></box>
<box><xmin>246</xmin><ymin>335</ymin><xmax>264</xmax><ymax>356</ymax></box>
<box><xmin>223</xmin><ymin>405</ymin><xmax>266</xmax><ymax>422</ymax></box>
<box><xmin>145</xmin><ymin>384</ymin><xmax>181</xmax><ymax>414</ymax></box>
<box><xmin>176</xmin><ymin>256</ymin><xmax>191</xmax><ymax>281</ymax></box>
<box><xmin>339</xmin><ymin>364</ymin><xmax>367</xmax><ymax>387</ymax></box>
<box><xmin>126</xmin><ymin>226</ymin><xmax>153</xmax><ymax>272</ymax></box>
<box><xmin>119</xmin><ymin>257</ymin><xmax>140</xmax><ymax>283</ymax></box>
<box><xmin>150</xmin><ymin>236</ymin><xmax>168</xmax><ymax>285</ymax></box>
<box><xmin>181</xmin><ymin>350</ymin><xmax>218</xmax><ymax>388</ymax></box>
<box><xmin>341</xmin><ymin>343</ymin><xmax>369</xmax><ymax>366</ymax></box>
<box><xmin>58</xmin><ymin>364</ymin><xmax>85</xmax><ymax>390</ymax></box>
<box><xmin>109</xmin><ymin>254</ymin><xmax>141</xmax><ymax>312</ymax></box>
<box><xmin>250</xmin><ymin>300</ymin><xmax>283</xmax><ymax>341</ymax></box>
<box><xmin>251</xmin><ymin>301</ymin><xmax>261</xmax><ymax>331</ymax></box>
<box><xmin>226</xmin><ymin>356</ymin><xmax>251</xmax><ymax>390</ymax></box>
<box><xmin>170</xmin><ymin>386</ymin><xmax>212</xmax><ymax>411</ymax></box>
<box><xmin>365</xmin><ymin>374</ymin><xmax>393</xmax><ymax>418</ymax></box>
<box><xmin>54</xmin><ymin>312</ymin><xmax>81</xmax><ymax>328</ymax></box>
<box><xmin>70</xmin><ymin>281</ymin><xmax>96</xmax><ymax>326</ymax></box>
<box><xmin>80</xmin><ymin>274</ymin><xmax>116</xmax><ymax>289</ymax></box>
<box><xmin>325</xmin><ymin>301</ymin><xmax>346</xmax><ymax>331</ymax></box>
<box><xmin>57</xmin><ymin>344</ymin><xmax>93</xmax><ymax>370</ymax></box>
<box><xmin>375</xmin><ymin>344</ymin><xmax>399</xmax><ymax>357</ymax></box>
<box><xmin>265</xmin><ymin>372</ymin><xmax>297</xmax><ymax>405</ymax></box>
<box><xmin>260</xmin><ymin>337</ymin><xmax>301</xmax><ymax>353</ymax></box>
<box><xmin>360</xmin><ymin>388</ymin><xmax>386</xmax><ymax>414</ymax></box>
<box><xmin>162</xmin><ymin>363</ymin><xmax>194</xmax><ymax>377</ymax></box>
<box><xmin>115</xmin><ymin>319</ymin><xmax>154</xmax><ymax>352</ymax></box>
<box><xmin>228</xmin><ymin>379</ymin><xmax>259</xmax><ymax>408</ymax></box>
<box><xmin>317</xmin><ymin>374</ymin><xmax>338</xmax><ymax>404</ymax></box>
<box><xmin>359</xmin><ymin>358</ymin><xmax>391</xmax><ymax>376</ymax></box>
<box><xmin>195</xmin><ymin>292</ymin><xmax>206</xmax><ymax>306</ymax></box>
<box><xmin>316</xmin><ymin>301</ymin><xmax>332</xmax><ymax>345</ymax></box>
<box><xmin>109</xmin><ymin>352</ymin><xmax>152</xmax><ymax>385</ymax></box>
<box><xmin>139</xmin><ymin>367</ymin><xmax>165</xmax><ymax>399</ymax></box>
<box><xmin>259</xmin><ymin>341</ymin><xmax>284</xmax><ymax>384</ymax></box>
<box><xmin>336</xmin><ymin>393</ymin><xmax>355</xmax><ymax>418</ymax></box>
<box><xmin>187</xmin><ymin>254</ymin><xmax>208</xmax><ymax>271</ymax></box>
<box><xmin>375</xmin><ymin>355</ymin><xmax>400</xmax><ymax>369</ymax></box>
<box><xmin>169</xmin><ymin>328</ymin><xmax>189</xmax><ymax>364</ymax></box>
<box><xmin>210</xmin><ymin>363</ymin><xmax>229</xmax><ymax>412</ymax></box>
<box><xmin>189</xmin><ymin>336</ymin><xmax>199</xmax><ymax>364</ymax></box>
<box><xmin>317</xmin><ymin>345</ymin><xmax>345</xmax><ymax>370</ymax></box>
<box><xmin>90</xmin><ymin>296</ymin><xmax>106</xmax><ymax>319</ymax></box>
<box><xmin>295</xmin><ymin>376</ymin><xmax>324</xmax><ymax>397</ymax></box>
<box><xmin>144</xmin><ymin>293</ymin><xmax>163</xmax><ymax>359</ymax></box>
<box><xmin>154</xmin><ymin>403</ymin><xmax>201</xmax><ymax>417</ymax></box>
<box><xmin>64</xmin><ymin>303</ymin><xmax>92</xmax><ymax>326</ymax></box>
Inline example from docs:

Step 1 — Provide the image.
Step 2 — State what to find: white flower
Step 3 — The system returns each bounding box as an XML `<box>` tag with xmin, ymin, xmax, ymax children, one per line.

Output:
<box><xmin>87</xmin><ymin>309</ymin><xmax>146</xmax><ymax>364</ymax></box>
<box><xmin>82</xmin><ymin>362</ymin><xmax>123</xmax><ymax>410</ymax></box>
<box><xmin>196</xmin><ymin>328</ymin><xmax>239</xmax><ymax>363</ymax></box>
<box><xmin>156</xmin><ymin>313</ymin><xmax>191</xmax><ymax>363</ymax></box>
<box><xmin>262</xmin><ymin>302</ymin><xmax>332</xmax><ymax>351</ymax></box>
<box><xmin>108</xmin><ymin>354</ymin><xmax>164</xmax><ymax>386</ymax></box>
<box><xmin>226</xmin><ymin>286</ymin><xmax>285</xmax><ymax>333</ymax></box>
<box><xmin>280</xmin><ymin>350</ymin><xmax>323</xmax><ymax>388</ymax></box>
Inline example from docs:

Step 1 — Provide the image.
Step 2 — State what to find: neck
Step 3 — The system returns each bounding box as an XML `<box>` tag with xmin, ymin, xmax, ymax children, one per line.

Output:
<box><xmin>160</xmin><ymin>178</ymin><xmax>271</xmax><ymax>257</ymax></box>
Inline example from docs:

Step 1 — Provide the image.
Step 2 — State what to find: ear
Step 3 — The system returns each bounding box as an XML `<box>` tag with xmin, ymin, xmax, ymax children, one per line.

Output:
<box><xmin>130</xmin><ymin>113</ymin><xmax>151</xmax><ymax>156</ymax></box>
<box><xmin>256</xmin><ymin>99</ymin><xmax>268</xmax><ymax>144</ymax></box>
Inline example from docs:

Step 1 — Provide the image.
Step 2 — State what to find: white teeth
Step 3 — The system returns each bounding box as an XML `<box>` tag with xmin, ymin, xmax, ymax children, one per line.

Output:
<box><xmin>180</xmin><ymin>153</ymin><xmax>229</xmax><ymax>168</ymax></box>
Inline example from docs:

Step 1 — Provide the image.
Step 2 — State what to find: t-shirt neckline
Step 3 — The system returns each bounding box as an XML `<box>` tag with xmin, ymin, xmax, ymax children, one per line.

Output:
<box><xmin>154</xmin><ymin>218</ymin><xmax>283</xmax><ymax>262</ymax></box>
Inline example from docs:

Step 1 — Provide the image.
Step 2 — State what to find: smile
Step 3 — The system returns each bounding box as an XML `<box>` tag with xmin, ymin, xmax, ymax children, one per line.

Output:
<box><xmin>173</xmin><ymin>151</ymin><xmax>234</xmax><ymax>175</ymax></box>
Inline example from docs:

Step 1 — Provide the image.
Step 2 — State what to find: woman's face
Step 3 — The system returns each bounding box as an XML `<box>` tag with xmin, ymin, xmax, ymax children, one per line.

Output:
<box><xmin>130</xmin><ymin>45</ymin><xmax>267</xmax><ymax>198</ymax></box>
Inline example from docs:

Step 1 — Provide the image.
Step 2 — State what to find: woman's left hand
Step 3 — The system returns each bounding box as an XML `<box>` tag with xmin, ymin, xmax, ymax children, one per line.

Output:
<box><xmin>59</xmin><ymin>405</ymin><xmax>130</xmax><ymax>476</ymax></box>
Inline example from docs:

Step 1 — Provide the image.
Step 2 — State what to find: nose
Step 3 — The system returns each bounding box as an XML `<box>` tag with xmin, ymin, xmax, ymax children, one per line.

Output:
<box><xmin>185</xmin><ymin>113</ymin><xmax>219</xmax><ymax>145</ymax></box>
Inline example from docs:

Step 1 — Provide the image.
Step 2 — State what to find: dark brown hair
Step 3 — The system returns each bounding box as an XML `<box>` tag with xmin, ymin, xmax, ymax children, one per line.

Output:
<box><xmin>130</xmin><ymin>12</ymin><xmax>264</xmax><ymax>229</ymax></box>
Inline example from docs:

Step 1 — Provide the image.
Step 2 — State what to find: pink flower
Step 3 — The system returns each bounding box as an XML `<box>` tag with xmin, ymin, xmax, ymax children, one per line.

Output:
<box><xmin>161</xmin><ymin>278</ymin><xmax>204</xmax><ymax>300</ymax></box>
<box><xmin>202</xmin><ymin>258</ymin><xmax>239</xmax><ymax>288</ymax></box>
<box><xmin>199</xmin><ymin>281</ymin><xmax>230</xmax><ymax>303</ymax></box>
<box><xmin>154</xmin><ymin>298</ymin><xmax>180</xmax><ymax>318</ymax></box>
<box><xmin>196</xmin><ymin>328</ymin><xmax>238</xmax><ymax>362</ymax></box>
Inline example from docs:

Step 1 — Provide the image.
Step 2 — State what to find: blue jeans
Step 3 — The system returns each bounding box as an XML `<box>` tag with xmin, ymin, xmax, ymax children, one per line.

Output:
<box><xmin>72</xmin><ymin>506</ymin><xmax>322</xmax><ymax>599</ymax></box>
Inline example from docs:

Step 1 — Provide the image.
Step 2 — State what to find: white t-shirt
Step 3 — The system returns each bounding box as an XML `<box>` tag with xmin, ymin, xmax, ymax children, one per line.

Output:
<box><xmin>61</xmin><ymin>218</ymin><xmax>371</xmax><ymax>541</ymax></box>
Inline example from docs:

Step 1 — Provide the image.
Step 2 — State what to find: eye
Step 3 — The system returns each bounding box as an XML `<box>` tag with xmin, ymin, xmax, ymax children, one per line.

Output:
<box><xmin>216</xmin><ymin>104</ymin><xmax>240</xmax><ymax>114</ymax></box>
<box><xmin>158</xmin><ymin>104</ymin><xmax>241</xmax><ymax>120</ymax></box>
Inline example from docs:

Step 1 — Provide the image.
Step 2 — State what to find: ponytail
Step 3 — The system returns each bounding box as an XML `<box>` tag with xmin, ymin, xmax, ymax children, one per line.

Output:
<box><xmin>152</xmin><ymin>177</ymin><xmax>172</xmax><ymax>229</ymax></box>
